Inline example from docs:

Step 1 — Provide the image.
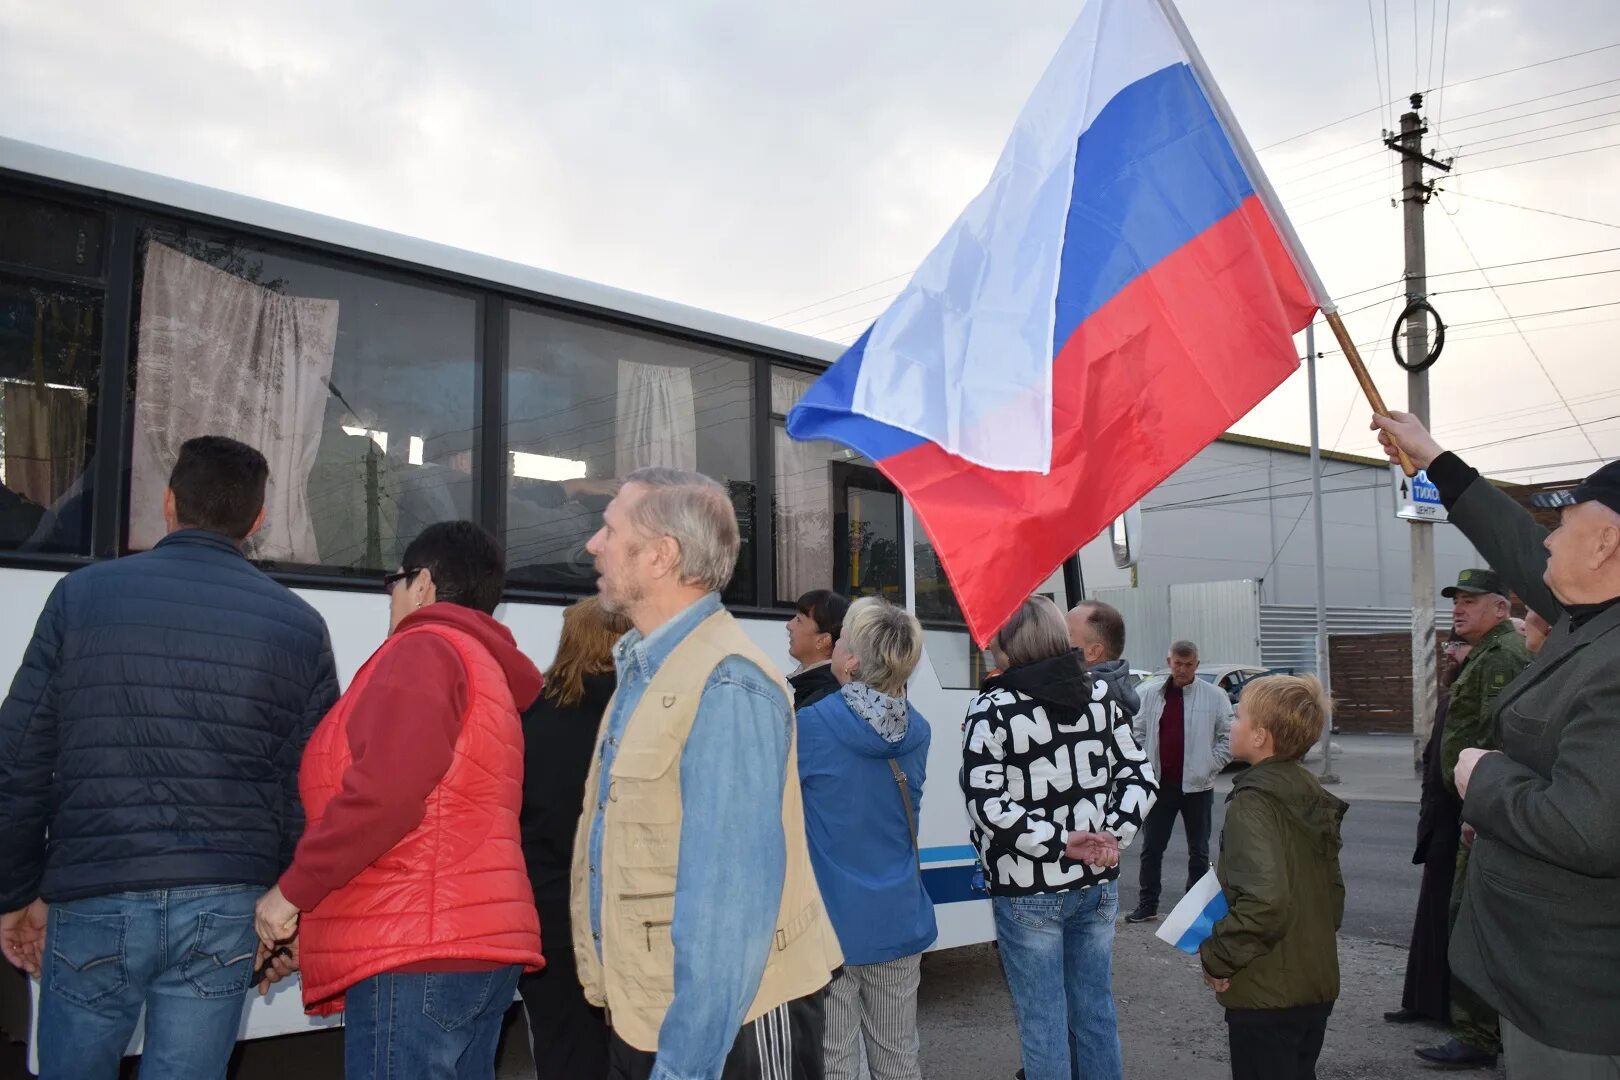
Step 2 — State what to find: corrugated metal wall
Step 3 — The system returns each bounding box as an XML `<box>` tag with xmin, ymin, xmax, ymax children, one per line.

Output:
<box><xmin>1095</xmin><ymin>579</ymin><xmax>1453</xmax><ymax>676</ymax></box>
<box><xmin>1260</xmin><ymin>604</ymin><xmax>1453</xmax><ymax>676</ymax></box>
<box><xmin>1094</xmin><ymin>580</ymin><xmax>1261</xmax><ymax>667</ymax></box>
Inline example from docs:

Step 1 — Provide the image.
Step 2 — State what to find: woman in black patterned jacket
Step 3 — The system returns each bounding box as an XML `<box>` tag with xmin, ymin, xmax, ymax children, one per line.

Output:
<box><xmin>960</xmin><ymin>595</ymin><xmax>1157</xmax><ymax>1080</ymax></box>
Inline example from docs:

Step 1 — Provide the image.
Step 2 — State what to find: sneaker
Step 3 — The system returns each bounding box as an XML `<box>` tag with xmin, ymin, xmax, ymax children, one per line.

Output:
<box><xmin>1125</xmin><ymin>902</ymin><xmax>1158</xmax><ymax>923</ymax></box>
<box><xmin>1383</xmin><ymin>1006</ymin><xmax>1425</xmax><ymax>1024</ymax></box>
<box><xmin>1414</xmin><ymin>1038</ymin><xmax>1498</xmax><ymax>1070</ymax></box>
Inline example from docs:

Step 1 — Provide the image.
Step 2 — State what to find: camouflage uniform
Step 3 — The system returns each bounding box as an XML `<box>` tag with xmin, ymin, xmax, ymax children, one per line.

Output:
<box><xmin>1444</xmin><ymin>609</ymin><xmax>1532</xmax><ymax>1055</ymax></box>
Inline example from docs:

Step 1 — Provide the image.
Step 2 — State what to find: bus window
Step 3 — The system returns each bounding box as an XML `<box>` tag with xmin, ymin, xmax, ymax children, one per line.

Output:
<box><xmin>770</xmin><ymin>367</ymin><xmax>901</xmax><ymax>606</ymax></box>
<box><xmin>504</xmin><ymin>304</ymin><xmax>756</xmax><ymax>605</ymax></box>
<box><xmin>0</xmin><ymin>189</ymin><xmax>104</xmax><ymax>555</ymax></box>
<box><xmin>123</xmin><ymin>230</ymin><xmax>480</xmax><ymax>572</ymax></box>
<box><xmin>914</xmin><ymin>525</ymin><xmax>990</xmax><ymax>690</ymax></box>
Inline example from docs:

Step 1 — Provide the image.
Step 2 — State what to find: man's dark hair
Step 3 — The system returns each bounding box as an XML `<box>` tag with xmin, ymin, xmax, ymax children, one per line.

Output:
<box><xmin>401</xmin><ymin>521</ymin><xmax>506</xmax><ymax>614</ymax></box>
<box><xmin>1081</xmin><ymin>601</ymin><xmax>1127</xmax><ymax>661</ymax></box>
<box><xmin>796</xmin><ymin>589</ymin><xmax>852</xmax><ymax>641</ymax></box>
<box><xmin>168</xmin><ymin>436</ymin><xmax>269</xmax><ymax>540</ymax></box>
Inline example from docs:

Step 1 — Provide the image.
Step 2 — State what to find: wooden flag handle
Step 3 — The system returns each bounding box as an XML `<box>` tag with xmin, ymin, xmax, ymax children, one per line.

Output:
<box><xmin>1323</xmin><ymin>310</ymin><xmax>1417</xmax><ymax>477</ymax></box>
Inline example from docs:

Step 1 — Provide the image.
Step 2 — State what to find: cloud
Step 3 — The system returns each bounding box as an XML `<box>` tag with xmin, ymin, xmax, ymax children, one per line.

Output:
<box><xmin>3</xmin><ymin>0</ymin><xmax>1618</xmax><ymax>479</ymax></box>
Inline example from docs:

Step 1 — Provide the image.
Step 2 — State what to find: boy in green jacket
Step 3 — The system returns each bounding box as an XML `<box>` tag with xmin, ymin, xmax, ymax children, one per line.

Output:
<box><xmin>1199</xmin><ymin>675</ymin><xmax>1348</xmax><ymax>1080</ymax></box>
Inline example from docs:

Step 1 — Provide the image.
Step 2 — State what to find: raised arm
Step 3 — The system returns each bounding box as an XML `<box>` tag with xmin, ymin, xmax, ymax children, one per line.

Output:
<box><xmin>1374</xmin><ymin>412</ymin><xmax>1560</xmax><ymax>621</ymax></box>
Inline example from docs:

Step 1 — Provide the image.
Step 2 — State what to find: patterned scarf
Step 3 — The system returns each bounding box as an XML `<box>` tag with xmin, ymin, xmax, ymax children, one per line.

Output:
<box><xmin>840</xmin><ymin>681</ymin><xmax>910</xmax><ymax>743</ymax></box>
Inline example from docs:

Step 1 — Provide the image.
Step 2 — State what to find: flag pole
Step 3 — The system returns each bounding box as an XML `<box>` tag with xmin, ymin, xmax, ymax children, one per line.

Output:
<box><xmin>1149</xmin><ymin>0</ymin><xmax>1417</xmax><ymax>478</ymax></box>
<box><xmin>1323</xmin><ymin>311</ymin><xmax>1417</xmax><ymax>476</ymax></box>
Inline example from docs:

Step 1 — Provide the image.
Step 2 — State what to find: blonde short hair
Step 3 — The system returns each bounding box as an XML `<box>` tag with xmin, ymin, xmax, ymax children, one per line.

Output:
<box><xmin>991</xmin><ymin>595</ymin><xmax>1072</xmax><ymax>669</ymax></box>
<box><xmin>842</xmin><ymin>597</ymin><xmax>924</xmax><ymax>697</ymax></box>
<box><xmin>1240</xmin><ymin>674</ymin><xmax>1331</xmax><ymax>759</ymax></box>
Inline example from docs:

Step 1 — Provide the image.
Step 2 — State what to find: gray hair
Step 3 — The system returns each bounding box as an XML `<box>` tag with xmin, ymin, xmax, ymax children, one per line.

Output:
<box><xmin>842</xmin><ymin>597</ymin><xmax>924</xmax><ymax>697</ymax></box>
<box><xmin>991</xmin><ymin>595</ymin><xmax>1073</xmax><ymax>669</ymax></box>
<box><xmin>622</xmin><ymin>467</ymin><xmax>739</xmax><ymax>592</ymax></box>
<box><xmin>1170</xmin><ymin>640</ymin><xmax>1199</xmax><ymax>659</ymax></box>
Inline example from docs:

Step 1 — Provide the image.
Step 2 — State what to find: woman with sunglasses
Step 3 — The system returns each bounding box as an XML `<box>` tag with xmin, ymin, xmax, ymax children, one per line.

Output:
<box><xmin>254</xmin><ymin>521</ymin><xmax>544</xmax><ymax>1080</ymax></box>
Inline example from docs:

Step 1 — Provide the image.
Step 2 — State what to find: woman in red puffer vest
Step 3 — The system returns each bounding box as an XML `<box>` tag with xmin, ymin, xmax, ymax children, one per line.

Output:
<box><xmin>254</xmin><ymin>521</ymin><xmax>544</xmax><ymax>1080</ymax></box>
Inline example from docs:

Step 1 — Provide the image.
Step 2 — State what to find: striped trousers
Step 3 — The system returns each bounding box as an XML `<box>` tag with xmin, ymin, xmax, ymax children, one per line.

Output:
<box><xmin>823</xmin><ymin>955</ymin><xmax>924</xmax><ymax>1080</ymax></box>
<box><xmin>607</xmin><ymin>988</ymin><xmax>826</xmax><ymax>1080</ymax></box>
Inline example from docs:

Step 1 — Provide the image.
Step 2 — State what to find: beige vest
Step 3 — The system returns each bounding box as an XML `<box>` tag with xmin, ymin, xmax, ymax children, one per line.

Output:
<box><xmin>570</xmin><ymin>607</ymin><xmax>843</xmax><ymax>1052</ymax></box>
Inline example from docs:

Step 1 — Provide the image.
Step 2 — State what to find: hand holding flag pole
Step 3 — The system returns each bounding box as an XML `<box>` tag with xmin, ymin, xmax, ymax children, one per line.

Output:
<box><xmin>1322</xmin><ymin>310</ymin><xmax>1417</xmax><ymax>477</ymax></box>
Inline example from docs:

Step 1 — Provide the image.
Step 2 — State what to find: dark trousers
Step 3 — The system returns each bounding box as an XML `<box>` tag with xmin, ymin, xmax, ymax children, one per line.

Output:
<box><xmin>1225</xmin><ymin>1003</ymin><xmax>1333</xmax><ymax>1080</ymax></box>
<box><xmin>1398</xmin><ymin>833</ymin><xmax>1459</xmax><ymax>1022</ymax></box>
<box><xmin>519</xmin><ymin>948</ymin><xmax>608</xmax><ymax>1080</ymax></box>
<box><xmin>607</xmin><ymin>988</ymin><xmax>827</xmax><ymax>1080</ymax></box>
<box><xmin>1136</xmin><ymin>786</ymin><xmax>1214</xmax><ymax>910</ymax></box>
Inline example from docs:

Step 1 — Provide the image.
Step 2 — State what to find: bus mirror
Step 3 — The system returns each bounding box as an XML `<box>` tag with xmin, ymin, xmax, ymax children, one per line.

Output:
<box><xmin>1110</xmin><ymin>503</ymin><xmax>1142</xmax><ymax>569</ymax></box>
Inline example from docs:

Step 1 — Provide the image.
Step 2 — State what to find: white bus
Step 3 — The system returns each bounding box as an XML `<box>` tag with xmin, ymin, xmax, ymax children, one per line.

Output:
<box><xmin>0</xmin><ymin>136</ymin><xmax>1108</xmax><ymax>1053</ymax></box>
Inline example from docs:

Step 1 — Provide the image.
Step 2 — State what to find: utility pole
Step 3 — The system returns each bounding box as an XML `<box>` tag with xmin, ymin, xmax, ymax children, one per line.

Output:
<box><xmin>1390</xmin><ymin>93</ymin><xmax>1445</xmax><ymax>766</ymax></box>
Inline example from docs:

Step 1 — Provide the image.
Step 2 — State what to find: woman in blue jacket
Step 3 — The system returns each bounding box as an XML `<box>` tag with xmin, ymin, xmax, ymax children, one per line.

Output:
<box><xmin>797</xmin><ymin>596</ymin><xmax>936</xmax><ymax>1080</ymax></box>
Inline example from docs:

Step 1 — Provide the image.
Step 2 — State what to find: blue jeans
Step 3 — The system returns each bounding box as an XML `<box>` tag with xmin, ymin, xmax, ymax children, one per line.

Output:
<box><xmin>343</xmin><ymin>965</ymin><xmax>523</xmax><ymax>1080</ymax></box>
<box><xmin>37</xmin><ymin>884</ymin><xmax>259</xmax><ymax>1080</ymax></box>
<box><xmin>992</xmin><ymin>880</ymin><xmax>1123</xmax><ymax>1080</ymax></box>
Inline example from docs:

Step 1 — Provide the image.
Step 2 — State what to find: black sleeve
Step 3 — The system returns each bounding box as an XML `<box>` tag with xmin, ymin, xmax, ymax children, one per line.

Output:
<box><xmin>1426</xmin><ymin>451</ymin><xmax>1480</xmax><ymax>511</ymax></box>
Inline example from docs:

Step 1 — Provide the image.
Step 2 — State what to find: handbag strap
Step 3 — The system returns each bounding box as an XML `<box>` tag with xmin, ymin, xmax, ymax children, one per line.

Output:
<box><xmin>887</xmin><ymin>757</ymin><xmax>920</xmax><ymax>867</ymax></box>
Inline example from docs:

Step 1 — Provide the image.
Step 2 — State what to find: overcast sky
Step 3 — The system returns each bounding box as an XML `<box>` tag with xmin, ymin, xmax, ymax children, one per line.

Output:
<box><xmin>4</xmin><ymin>0</ymin><xmax>1618</xmax><ymax>482</ymax></box>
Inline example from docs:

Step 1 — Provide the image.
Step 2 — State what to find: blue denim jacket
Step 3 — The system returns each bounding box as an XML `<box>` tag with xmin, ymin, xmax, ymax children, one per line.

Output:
<box><xmin>586</xmin><ymin>593</ymin><xmax>792</xmax><ymax>1080</ymax></box>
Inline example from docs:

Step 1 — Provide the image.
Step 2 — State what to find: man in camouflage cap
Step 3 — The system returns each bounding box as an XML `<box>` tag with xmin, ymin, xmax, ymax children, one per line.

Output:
<box><xmin>1415</xmin><ymin>568</ymin><xmax>1530</xmax><ymax>1070</ymax></box>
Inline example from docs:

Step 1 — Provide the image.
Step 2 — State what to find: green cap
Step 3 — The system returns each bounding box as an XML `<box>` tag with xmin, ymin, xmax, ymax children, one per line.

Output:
<box><xmin>1442</xmin><ymin>568</ymin><xmax>1505</xmax><ymax>598</ymax></box>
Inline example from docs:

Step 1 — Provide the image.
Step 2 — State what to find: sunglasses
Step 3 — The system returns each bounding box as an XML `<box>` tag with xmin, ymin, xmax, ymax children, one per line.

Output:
<box><xmin>383</xmin><ymin>567</ymin><xmax>424</xmax><ymax>593</ymax></box>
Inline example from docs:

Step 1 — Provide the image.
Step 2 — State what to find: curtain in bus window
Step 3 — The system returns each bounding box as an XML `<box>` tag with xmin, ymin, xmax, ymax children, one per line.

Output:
<box><xmin>129</xmin><ymin>242</ymin><xmax>338</xmax><ymax>561</ymax></box>
<box><xmin>614</xmin><ymin>358</ymin><xmax>696</xmax><ymax>476</ymax></box>
<box><xmin>771</xmin><ymin>370</ymin><xmax>830</xmax><ymax>601</ymax></box>
<box><xmin>2</xmin><ymin>380</ymin><xmax>86</xmax><ymax>509</ymax></box>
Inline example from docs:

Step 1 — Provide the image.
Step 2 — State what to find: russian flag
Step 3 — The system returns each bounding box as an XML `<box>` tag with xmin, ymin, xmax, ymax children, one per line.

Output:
<box><xmin>787</xmin><ymin>0</ymin><xmax>1324</xmax><ymax>644</ymax></box>
<box><xmin>1155</xmin><ymin>868</ymin><xmax>1229</xmax><ymax>955</ymax></box>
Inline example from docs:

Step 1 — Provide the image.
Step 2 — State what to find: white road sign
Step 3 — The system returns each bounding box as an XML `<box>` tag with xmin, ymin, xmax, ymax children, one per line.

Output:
<box><xmin>1392</xmin><ymin>465</ymin><xmax>1449</xmax><ymax>522</ymax></box>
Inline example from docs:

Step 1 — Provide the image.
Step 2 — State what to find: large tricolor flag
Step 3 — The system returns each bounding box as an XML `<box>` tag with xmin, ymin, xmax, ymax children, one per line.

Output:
<box><xmin>787</xmin><ymin>0</ymin><xmax>1326</xmax><ymax>644</ymax></box>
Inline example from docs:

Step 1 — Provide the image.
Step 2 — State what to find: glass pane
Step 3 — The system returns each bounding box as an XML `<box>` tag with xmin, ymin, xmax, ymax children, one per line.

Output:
<box><xmin>913</xmin><ymin>525</ymin><xmax>989</xmax><ymax>690</ymax></box>
<box><xmin>0</xmin><ymin>196</ymin><xmax>104</xmax><ymax>554</ymax></box>
<box><xmin>771</xmin><ymin>422</ymin><xmax>902</xmax><ymax>606</ymax></box>
<box><xmin>505</xmin><ymin>305</ymin><xmax>755</xmax><ymax>603</ymax></box>
<box><xmin>771</xmin><ymin>365</ymin><xmax>814</xmax><ymax>415</ymax></box>
<box><xmin>0</xmin><ymin>191</ymin><xmax>106</xmax><ymax>279</ymax></box>
<box><xmin>127</xmin><ymin>233</ymin><xmax>478</xmax><ymax>571</ymax></box>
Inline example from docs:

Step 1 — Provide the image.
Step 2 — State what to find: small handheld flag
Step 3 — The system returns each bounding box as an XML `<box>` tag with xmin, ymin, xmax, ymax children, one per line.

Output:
<box><xmin>1155</xmin><ymin>868</ymin><xmax>1228</xmax><ymax>955</ymax></box>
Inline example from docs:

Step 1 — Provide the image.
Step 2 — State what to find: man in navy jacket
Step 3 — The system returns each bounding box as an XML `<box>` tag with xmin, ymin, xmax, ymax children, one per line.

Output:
<box><xmin>0</xmin><ymin>435</ymin><xmax>338</xmax><ymax>1080</ymax></box>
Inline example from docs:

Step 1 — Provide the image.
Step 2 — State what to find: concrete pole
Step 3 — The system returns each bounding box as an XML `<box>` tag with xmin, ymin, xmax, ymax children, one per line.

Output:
<box><xmin>1307</xmin><ymin>322</ymin><xmax>1338</xmax><ymax>783</ymax></box>
<box><xmin>1401</xmin><ymin>95</ymin><xmax>1436</xmax><ymax>768</ymax></box>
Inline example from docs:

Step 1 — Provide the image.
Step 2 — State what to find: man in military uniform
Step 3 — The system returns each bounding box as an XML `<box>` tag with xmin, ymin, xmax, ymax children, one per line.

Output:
<box><xmin>1416</xmin><ymin>568</ymin><xmax>1531</xmax><ymax>1071</ymax></box>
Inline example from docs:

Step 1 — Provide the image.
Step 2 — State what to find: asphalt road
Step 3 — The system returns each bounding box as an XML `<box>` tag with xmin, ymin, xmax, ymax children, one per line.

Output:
<box><xmin>1115</xmin><ymin>795</ymin><xmax>1421</xmax><ymax>946</ymax></box>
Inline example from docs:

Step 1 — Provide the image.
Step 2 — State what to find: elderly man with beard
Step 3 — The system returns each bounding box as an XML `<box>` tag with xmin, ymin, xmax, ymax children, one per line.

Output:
<box><xmin>1375</xmin><ymin>412</ymin><xmax>1620</xmax><ymax>1079</ymax></box>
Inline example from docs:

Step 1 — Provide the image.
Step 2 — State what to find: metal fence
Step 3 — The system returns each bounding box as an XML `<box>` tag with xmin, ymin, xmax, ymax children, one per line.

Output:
<box><xmin>1260</xmin><ymin>604</ymin><xmax>1453</xmax><ymax>676</ymax></box>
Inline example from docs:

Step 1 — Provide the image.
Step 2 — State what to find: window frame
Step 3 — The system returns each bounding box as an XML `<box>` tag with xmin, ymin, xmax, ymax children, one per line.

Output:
<box><xmin>0</xmin><ymin>167</ymin><xmax>831</xmax><ymax>615</ymax></box>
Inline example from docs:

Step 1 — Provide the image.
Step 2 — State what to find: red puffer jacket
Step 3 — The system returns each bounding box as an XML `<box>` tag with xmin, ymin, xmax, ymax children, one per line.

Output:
<box><xmin>295</xmin><ymin>615</ymin><xmax>543</xmax><ymax>1014</ymax></box>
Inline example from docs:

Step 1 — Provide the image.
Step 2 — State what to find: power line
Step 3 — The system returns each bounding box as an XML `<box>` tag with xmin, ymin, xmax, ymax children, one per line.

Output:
<box><xmin>1455</xmin><ymin>138</ymin><xmax>1620</xmax><ymax>178</ymax></box>
<box><xmin>1259</xmin><ymin>41</ymin><xmax>1620</xmax><ymax>154</ymax></box>
<box><xmin>1426</xmin><ymin>0</ymin><xmax>1439</xmax><ymax>93</ymax></box>
<box><xmin>1462</xmin><ymin>116</ymin><xmax>1620</xmax><ymax>158</ymax></box>
<box><xmin>1430</xmin><ymin>41</ymin><xmax>1620</xmax><ymax>95</ymax></box>
<box><xmin>1441</xmin><ymin>211</ymin><xmax>1603</xmax><ymax>459</ymax></box>
<box><xmin>1431</xmin><ymin>266</ymin><xmax>1620</xmax><ymax>297</ymax></box>
<box><xmin>1445</xmin><ymin>89</ymin><xmax>1620</xmax><ymax>137</ymax></box>
<box><xmin>761</xmin><ymin>271</ymin><xmax>910</xmax><ymax>324</ymax></box>
<box><xmin>1447</xmin><ymin>192</ymin><xmax>1620</xmax><ymax>231</ymax></box>
<box><xmin>1382</xmin><ymin>0</ymin><xmax>1395</xmax><ymax>134</ymax></box>
<box><xmin>1433</xmin><ymin>0</ymin><xmax>1452</xmax><ymax>129</ymax></box>
<box><xmin>1444</xmin><ymin>76</ymin><xmax>1620</xmax><ymax>126</ymax></box>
